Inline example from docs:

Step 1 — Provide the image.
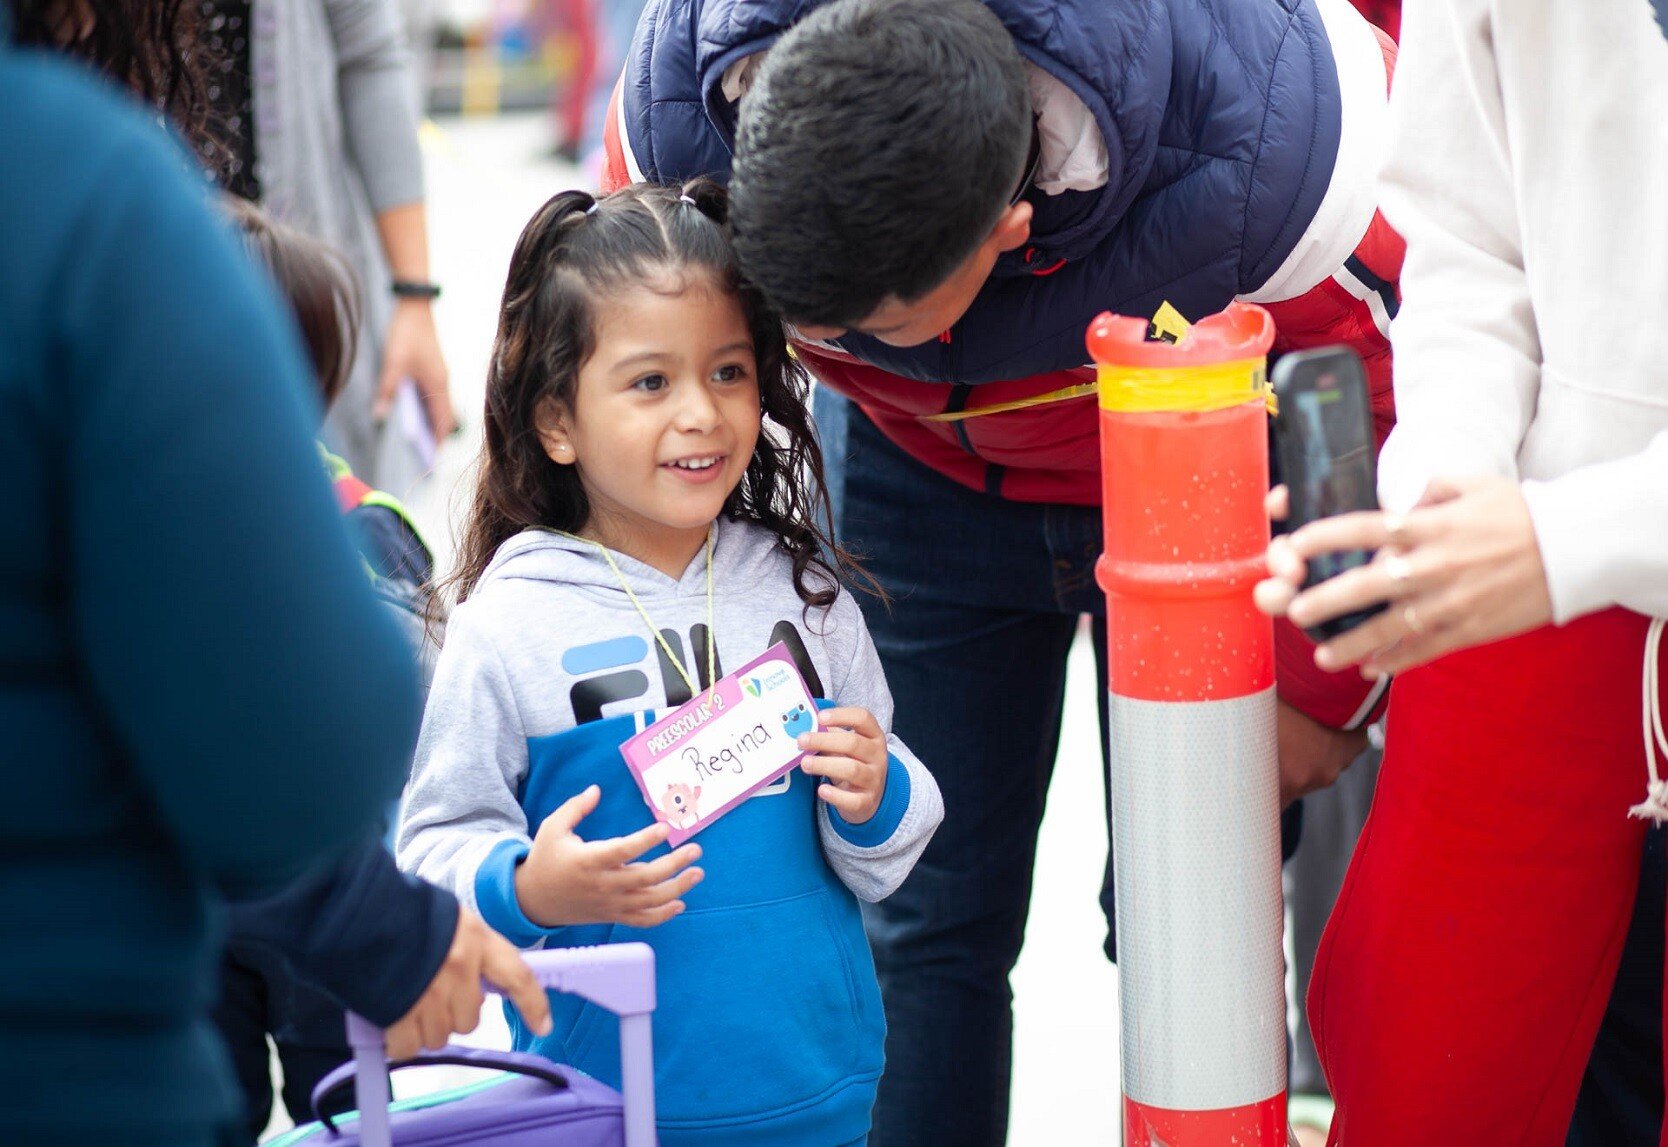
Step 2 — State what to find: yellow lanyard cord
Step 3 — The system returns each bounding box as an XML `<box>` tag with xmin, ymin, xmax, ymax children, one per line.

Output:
<box><xmin>559</xmin><ymin>528</ymin><xmax>717</xmax><ymax>705</ymax></box>
<box><xmin>918</xmin><ymin>381</ymin><xmax>1099</xmax><ymax>423</ymax></box>
<box><xmin>920</xmin><ymin>302</ymin><xmax>1274</xmax><ymax>424</ymax></box>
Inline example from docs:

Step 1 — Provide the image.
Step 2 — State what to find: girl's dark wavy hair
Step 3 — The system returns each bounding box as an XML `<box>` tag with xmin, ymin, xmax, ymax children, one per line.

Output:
<box><xmin>444</xmin><ymin>179</ymin><xmax>880</xmax><ymax>618</ymax></box>
<box><xmin>12</xmin><ymin>0</ymin><xmax>211</xmax><ymax>158</ymax></box>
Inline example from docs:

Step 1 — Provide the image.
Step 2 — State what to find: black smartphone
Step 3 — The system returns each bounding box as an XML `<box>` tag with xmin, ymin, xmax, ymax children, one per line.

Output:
<box><xmin>1271</xmin><ymin>346</ymin><xmax>1385</xmax><ymax>642</ymax></box>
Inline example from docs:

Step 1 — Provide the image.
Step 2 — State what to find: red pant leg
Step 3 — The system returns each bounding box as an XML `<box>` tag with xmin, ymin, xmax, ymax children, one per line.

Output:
<box><xmin>1309</xmin><ymin>609</ymin><xmax>1659</xmax><ymax>1145</ymax></box>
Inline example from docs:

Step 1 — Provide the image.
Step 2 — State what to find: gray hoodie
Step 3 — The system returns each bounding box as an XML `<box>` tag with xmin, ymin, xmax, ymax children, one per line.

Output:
<box><xmin>397</xmin><ymin>517</ymin><xmax>942</xmax><ymax>933</ymax></box>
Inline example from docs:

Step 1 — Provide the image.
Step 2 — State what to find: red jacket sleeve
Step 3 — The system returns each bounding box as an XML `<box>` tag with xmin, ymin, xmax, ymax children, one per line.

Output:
<box><xmin>600</xmin><ymin>74</ymin><xmax>632</xmax><ymax>193</ymax></box>
<box><xmin>1274</xmin><ymin>618</ymin><xmax>1391</xmax><ymax>730</ymax></box>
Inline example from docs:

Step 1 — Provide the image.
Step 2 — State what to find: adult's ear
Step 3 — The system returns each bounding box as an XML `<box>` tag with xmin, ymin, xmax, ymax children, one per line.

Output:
<box><xmin>987</xmin><ymin>200</ymin><xmax>1033</xmax><ymax>256</ymax></box>
<box><xmin>534</xmin><ymin>397</ymin><xmax>576</xmax><ymax>465</ymax></box>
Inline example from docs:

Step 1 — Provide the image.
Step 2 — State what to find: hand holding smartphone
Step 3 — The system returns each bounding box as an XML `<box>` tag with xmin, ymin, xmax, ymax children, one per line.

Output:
<box><xmin>1270</xmin><ymin>347</ymin><xmax>1385</xmax><ymax>642</ymax></box>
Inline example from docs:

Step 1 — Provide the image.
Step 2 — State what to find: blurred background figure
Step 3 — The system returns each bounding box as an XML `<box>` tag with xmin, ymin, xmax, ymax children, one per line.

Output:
<box><xmin>574</xmin><ymin>0</ymin><xmax>645</xmax><ymax>173</ymax></box>
<box><xmin>15</xmin><ymin>0</ymin><xmax>458</xmax><ymax>491</ymax></box>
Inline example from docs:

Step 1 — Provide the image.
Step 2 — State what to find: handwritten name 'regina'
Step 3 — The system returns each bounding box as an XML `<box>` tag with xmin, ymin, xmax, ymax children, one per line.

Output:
<box><xmin>682</xmin><ymin>721</ymin><xmax>773</xmax><ymax>779</ymax></box>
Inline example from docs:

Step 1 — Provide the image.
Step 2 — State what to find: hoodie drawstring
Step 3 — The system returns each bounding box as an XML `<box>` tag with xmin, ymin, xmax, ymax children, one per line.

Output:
<box><xmin>1628</xmin><ymin>617</ymin><xmax>1668</xmax><ymax>823</ymax></box>
<box><xmin>557</xmin><ymin>527</ymin><xmax>718</xmax><ymax>708</ymax></box>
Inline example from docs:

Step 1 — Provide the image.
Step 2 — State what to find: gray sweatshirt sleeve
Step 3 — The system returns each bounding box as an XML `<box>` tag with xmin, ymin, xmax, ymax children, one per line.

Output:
<box><xmin>395</xmin><ymin>605</ymin><xmax>530</xmax><ymax>919</ymax></box>
<box><xmin>326</xmin><ymin>0</ymin><xmax>425</xmax><ymax>212</ymax></box>
<box><xmin>816</xmin><ymin>593</ymin><xmax>944</xmax><ymax>903</ymax></box>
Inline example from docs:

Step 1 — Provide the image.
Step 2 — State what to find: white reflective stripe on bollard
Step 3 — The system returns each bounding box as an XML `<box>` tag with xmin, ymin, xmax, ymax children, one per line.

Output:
<box><xmin>1109</xmin><ymin>686</ymin><xmax>1286</xmax><ymax>1111</ymax></box>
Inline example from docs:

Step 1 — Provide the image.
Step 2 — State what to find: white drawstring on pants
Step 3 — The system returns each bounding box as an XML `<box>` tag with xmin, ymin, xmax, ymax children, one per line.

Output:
<box><xmin>1627</xmin><ymin>617</ymin><xmax>1668</xmax><ymax>823</ymax></box>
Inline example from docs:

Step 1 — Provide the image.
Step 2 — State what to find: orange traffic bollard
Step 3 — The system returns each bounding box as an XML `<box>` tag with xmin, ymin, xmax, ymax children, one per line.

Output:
<box><xmin>1087</xmin><ymin>302</ymin><xmax>1287</xmax><ymax>1147</ymax></box>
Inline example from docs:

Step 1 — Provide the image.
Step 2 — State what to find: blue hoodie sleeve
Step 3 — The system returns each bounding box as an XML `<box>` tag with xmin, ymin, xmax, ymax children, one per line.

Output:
<box><xmin>56</xmin><ymin>125</ymin><xmax>421</xmax><ymax>898</ymax></box>
<box><xmin>228</xmin><ymin>837</ymin><xmax>459</xmax><ymax>1026</ymax></box>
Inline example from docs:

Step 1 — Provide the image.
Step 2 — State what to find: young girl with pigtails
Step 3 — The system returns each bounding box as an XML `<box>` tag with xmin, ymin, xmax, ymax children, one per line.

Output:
<box><xmin>397</xmin><ymin>181</ymin><xmax>942</xmax><ymax>1146</ymax></box>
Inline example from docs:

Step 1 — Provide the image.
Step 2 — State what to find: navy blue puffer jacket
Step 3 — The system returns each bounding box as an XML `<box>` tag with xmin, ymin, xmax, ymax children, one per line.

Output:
<box><xmin>605</xmin><ymin>0</ymin><xmax>1374</xmax><ymax>504</ymax></box>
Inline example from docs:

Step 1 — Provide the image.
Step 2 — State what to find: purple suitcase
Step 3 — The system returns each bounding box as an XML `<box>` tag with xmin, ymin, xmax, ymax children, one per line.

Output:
<box><xmin>277</xmin><ymin>943</ymin><xmax>656</xmax><ymax>1147</ymax></box>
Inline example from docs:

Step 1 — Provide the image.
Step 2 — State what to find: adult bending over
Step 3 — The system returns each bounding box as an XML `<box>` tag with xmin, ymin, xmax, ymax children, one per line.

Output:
<box><xmin>603</xmin><ymin>0</ymin><xmax>1402</xmax><ymax>1138</ymax></box>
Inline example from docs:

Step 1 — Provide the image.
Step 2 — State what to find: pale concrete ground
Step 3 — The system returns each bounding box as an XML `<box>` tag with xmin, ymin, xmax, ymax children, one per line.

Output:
<box><xmin>262</xmin><ymin>109</ymin><xmax>1124</xmax><ymax>1143</ymax></box>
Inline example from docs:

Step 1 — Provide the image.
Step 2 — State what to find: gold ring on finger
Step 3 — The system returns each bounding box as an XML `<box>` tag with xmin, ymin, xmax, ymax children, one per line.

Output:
<box><xmin>1383</xmin><ymin>552</ymin><xmax>1415</xmax><ymax>593</ymax></box>
<box><xmin>1402</xmin><ymin>603</ymin><xmax>1425</xmax><ymax>635</ymax></box>
<box><xmin>1385</xmin><ymin>514</ymin><xmax>1410</xmax><ymax>547</ymax></box>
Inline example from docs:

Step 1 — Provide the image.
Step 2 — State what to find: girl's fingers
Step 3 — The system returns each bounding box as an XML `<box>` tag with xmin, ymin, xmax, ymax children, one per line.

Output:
<box><xmin>800</xmin><ymin>753</ymin><xmax>867</xmax><ymax>785</ymax></box>
<box><xmin>814</xmin><ymin>706</ymin><xmax>884</xmax><ymax>739</ymax></box>
<box><xmin>621</xmin><ymin>900</ymin><xmax>686</xmax><ymax>929</ymax></box>
<box><xmin>540</xmin><ymin>785</ymin><xmax>602</xmax><ymax>836</ymax></box>
<box><xmin>798</xmin><ymin>728</ymin><xmax>864</xmax><ymax>757</ymax></box>
<box><xmin>624</xmin><ymin>844</ymin><xmax>703</xmax><ymax>887</ymax></box>
<box><xmin>593</xmin><ymin>820</ymin><xmax>672</xmax><ymax>867</ymax></box>
<box><xmin>817</xmin><ymin>784</ymin><xmax>874</xmax><ymax>819</ymax></box>
<box><xmin>621</xmin><ymin>867</ymin><xmax>704</xmax><ymax>912</ymax></box>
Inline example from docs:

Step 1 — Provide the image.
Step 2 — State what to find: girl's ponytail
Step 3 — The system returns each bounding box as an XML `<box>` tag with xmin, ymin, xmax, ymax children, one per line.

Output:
<box><xmin>441</xmin><ymin>190</ymin><xmax>601</xmax><ymax>612</ymax></box>
<box><xmin>678</xmin><ymin>177</ymin><xmax>730</xmax><ymax>225</ymax></box>
<box><xmin>498</xmin><ymin>190</ymin><xmax>596</xmax><ymax>315</ymax></box>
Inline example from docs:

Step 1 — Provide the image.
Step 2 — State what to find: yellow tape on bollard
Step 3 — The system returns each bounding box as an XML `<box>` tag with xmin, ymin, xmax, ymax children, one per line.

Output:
<box><xmin>1097</xmin><ymin>358</ymin><xmax>1270</xmax><ymax>414</ymax></box>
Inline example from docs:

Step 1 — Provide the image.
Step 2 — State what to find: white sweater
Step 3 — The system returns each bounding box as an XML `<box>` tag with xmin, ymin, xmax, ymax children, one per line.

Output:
<box><xmin>1375</xmin><ymin>0</ymin><xmax>1668</xmax><ymax>624</ymax></box>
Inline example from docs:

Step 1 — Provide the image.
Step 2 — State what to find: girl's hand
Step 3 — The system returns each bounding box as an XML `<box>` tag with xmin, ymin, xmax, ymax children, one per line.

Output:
<box><xmin>513</xmin><ymin>785</ymin><xmax>704</xmax><ymax>929</ymax></box>
<box><xmin>799</xmin><ymin>707</ymin><xmax>890</xmax><ymax>824</ymax></box>
<box><xmin>1253</xmin><ymin>476</ymin><xmax>1554</xmax><ymax>678</ymax></box>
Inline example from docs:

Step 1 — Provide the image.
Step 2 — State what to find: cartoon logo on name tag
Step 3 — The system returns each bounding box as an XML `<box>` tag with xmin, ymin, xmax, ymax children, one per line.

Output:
<box><xmin>781</xmin><ymin>703</ymin><xmax>815</xmax><ymax>739</ymax></box>
<box><xmin>660</xmin><ymin>782</ymin><xmax>703</xmax><ymax>829</ymax></box>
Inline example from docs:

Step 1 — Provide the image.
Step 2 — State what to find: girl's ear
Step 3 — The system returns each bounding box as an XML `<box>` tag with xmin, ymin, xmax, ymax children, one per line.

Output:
<box><xmin>534</xmin><ymin>397</ymin><xmax>576</xmax><ymax>466</ymax></box>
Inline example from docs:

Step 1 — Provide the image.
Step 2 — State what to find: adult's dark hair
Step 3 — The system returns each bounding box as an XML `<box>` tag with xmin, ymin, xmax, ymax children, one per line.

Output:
<box><xmin>729</xmin><ymin>0</ymin><xmax>1031</xmax><ymax>328</ymax></box>
<box><xmin>10</xmin><ymin>0</ymin><xmax>210</xmax><ymax>152</ymax></box>
<box><xmin>447</xmin><ymin>179</ymin><xmax>879</xmax><ymax>615</ymax></box>
<box><xmin>224</xmin><ymin>198</ymin><xmax>362</xmax><ymax>409</ymax></box>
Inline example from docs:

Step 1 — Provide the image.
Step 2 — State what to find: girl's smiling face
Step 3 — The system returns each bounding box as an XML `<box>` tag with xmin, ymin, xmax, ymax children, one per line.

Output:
<box><xmin>537</xmin><ymin>271</ymin><xmax>762</xmax><ymax>577</ymax></box>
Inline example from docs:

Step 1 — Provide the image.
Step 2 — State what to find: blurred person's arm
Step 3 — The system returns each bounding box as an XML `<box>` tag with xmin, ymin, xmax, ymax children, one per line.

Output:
<box><xmin>328</xmin><ymin>0</ymin><xmax>456</xmax><ymax>435</ymax></box>
<box><xmin>228</xmin><ymin>837</ymin><xmax>552</xmax><ymax>1054</ymax></box>
<box><xmin>229</xmin><ymin>836</ymin><xmax>459</xmax><ymax>1024</ymax></box>
<box><xmin>1372</xmin><ymin>0</ymin><xmax>1540</xmax><ymax>512</ymax></box>
<box><xmin>60</xmin><ymin>127</ymin><xmax>422</xmax><ymax>898</ymax></box>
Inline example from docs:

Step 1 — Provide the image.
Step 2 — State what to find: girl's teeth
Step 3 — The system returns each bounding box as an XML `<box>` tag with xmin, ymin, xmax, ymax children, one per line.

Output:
<box><xmin>673</xmin><ymin>457</ymin><xmax>719</xmax><ymax>470</ymax></box>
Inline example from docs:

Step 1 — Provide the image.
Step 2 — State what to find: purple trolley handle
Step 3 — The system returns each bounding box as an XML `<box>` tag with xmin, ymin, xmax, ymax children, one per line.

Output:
<box><xmin>341</xmin><ymin>942</ymin><xmax>657</xmax><ymax>1147</ymax></box>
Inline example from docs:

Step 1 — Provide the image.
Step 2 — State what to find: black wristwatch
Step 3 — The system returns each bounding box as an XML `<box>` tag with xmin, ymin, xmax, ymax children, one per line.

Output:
<box><xmin>391</xmin><ymin>279</ymin><xmax>442</xmax><ymax>300</ymax></box>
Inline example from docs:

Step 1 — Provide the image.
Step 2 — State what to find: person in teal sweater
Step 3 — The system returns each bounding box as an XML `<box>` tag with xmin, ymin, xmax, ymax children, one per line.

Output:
<box><xmin>0</xmin><ymin>11</ymin><xmax>424</xmax><ymax>1144</ymax></box>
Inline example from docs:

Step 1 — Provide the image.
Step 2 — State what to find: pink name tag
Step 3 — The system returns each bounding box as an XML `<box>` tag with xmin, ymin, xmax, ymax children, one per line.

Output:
<box><xmin>620</xmin><ymin>642</ymin><xmax>818</xmax><ymax>845</ymax></box>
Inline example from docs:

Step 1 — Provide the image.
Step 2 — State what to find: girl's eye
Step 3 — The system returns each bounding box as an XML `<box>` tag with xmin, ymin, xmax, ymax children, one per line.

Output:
<box><xmin>714</xmin><ymin>363</ymin><xmax>752</xmax><ymax>384</ymax></box>
<box><xmin>632</xmin><ymin>374</ymin><xmax>669</xmax><ymax>393</ymax></box>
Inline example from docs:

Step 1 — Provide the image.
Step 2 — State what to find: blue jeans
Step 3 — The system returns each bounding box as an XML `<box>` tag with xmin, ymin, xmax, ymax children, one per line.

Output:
<box><xmin>1567</xmin><ymin>828</ymin><xmax>1665</xmax><ymax>1145</ymax></box>
<box><xmin>818</xmin><ymin>394</ymin><xmax>1297</xmax><ymax>1145</ymax></box>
